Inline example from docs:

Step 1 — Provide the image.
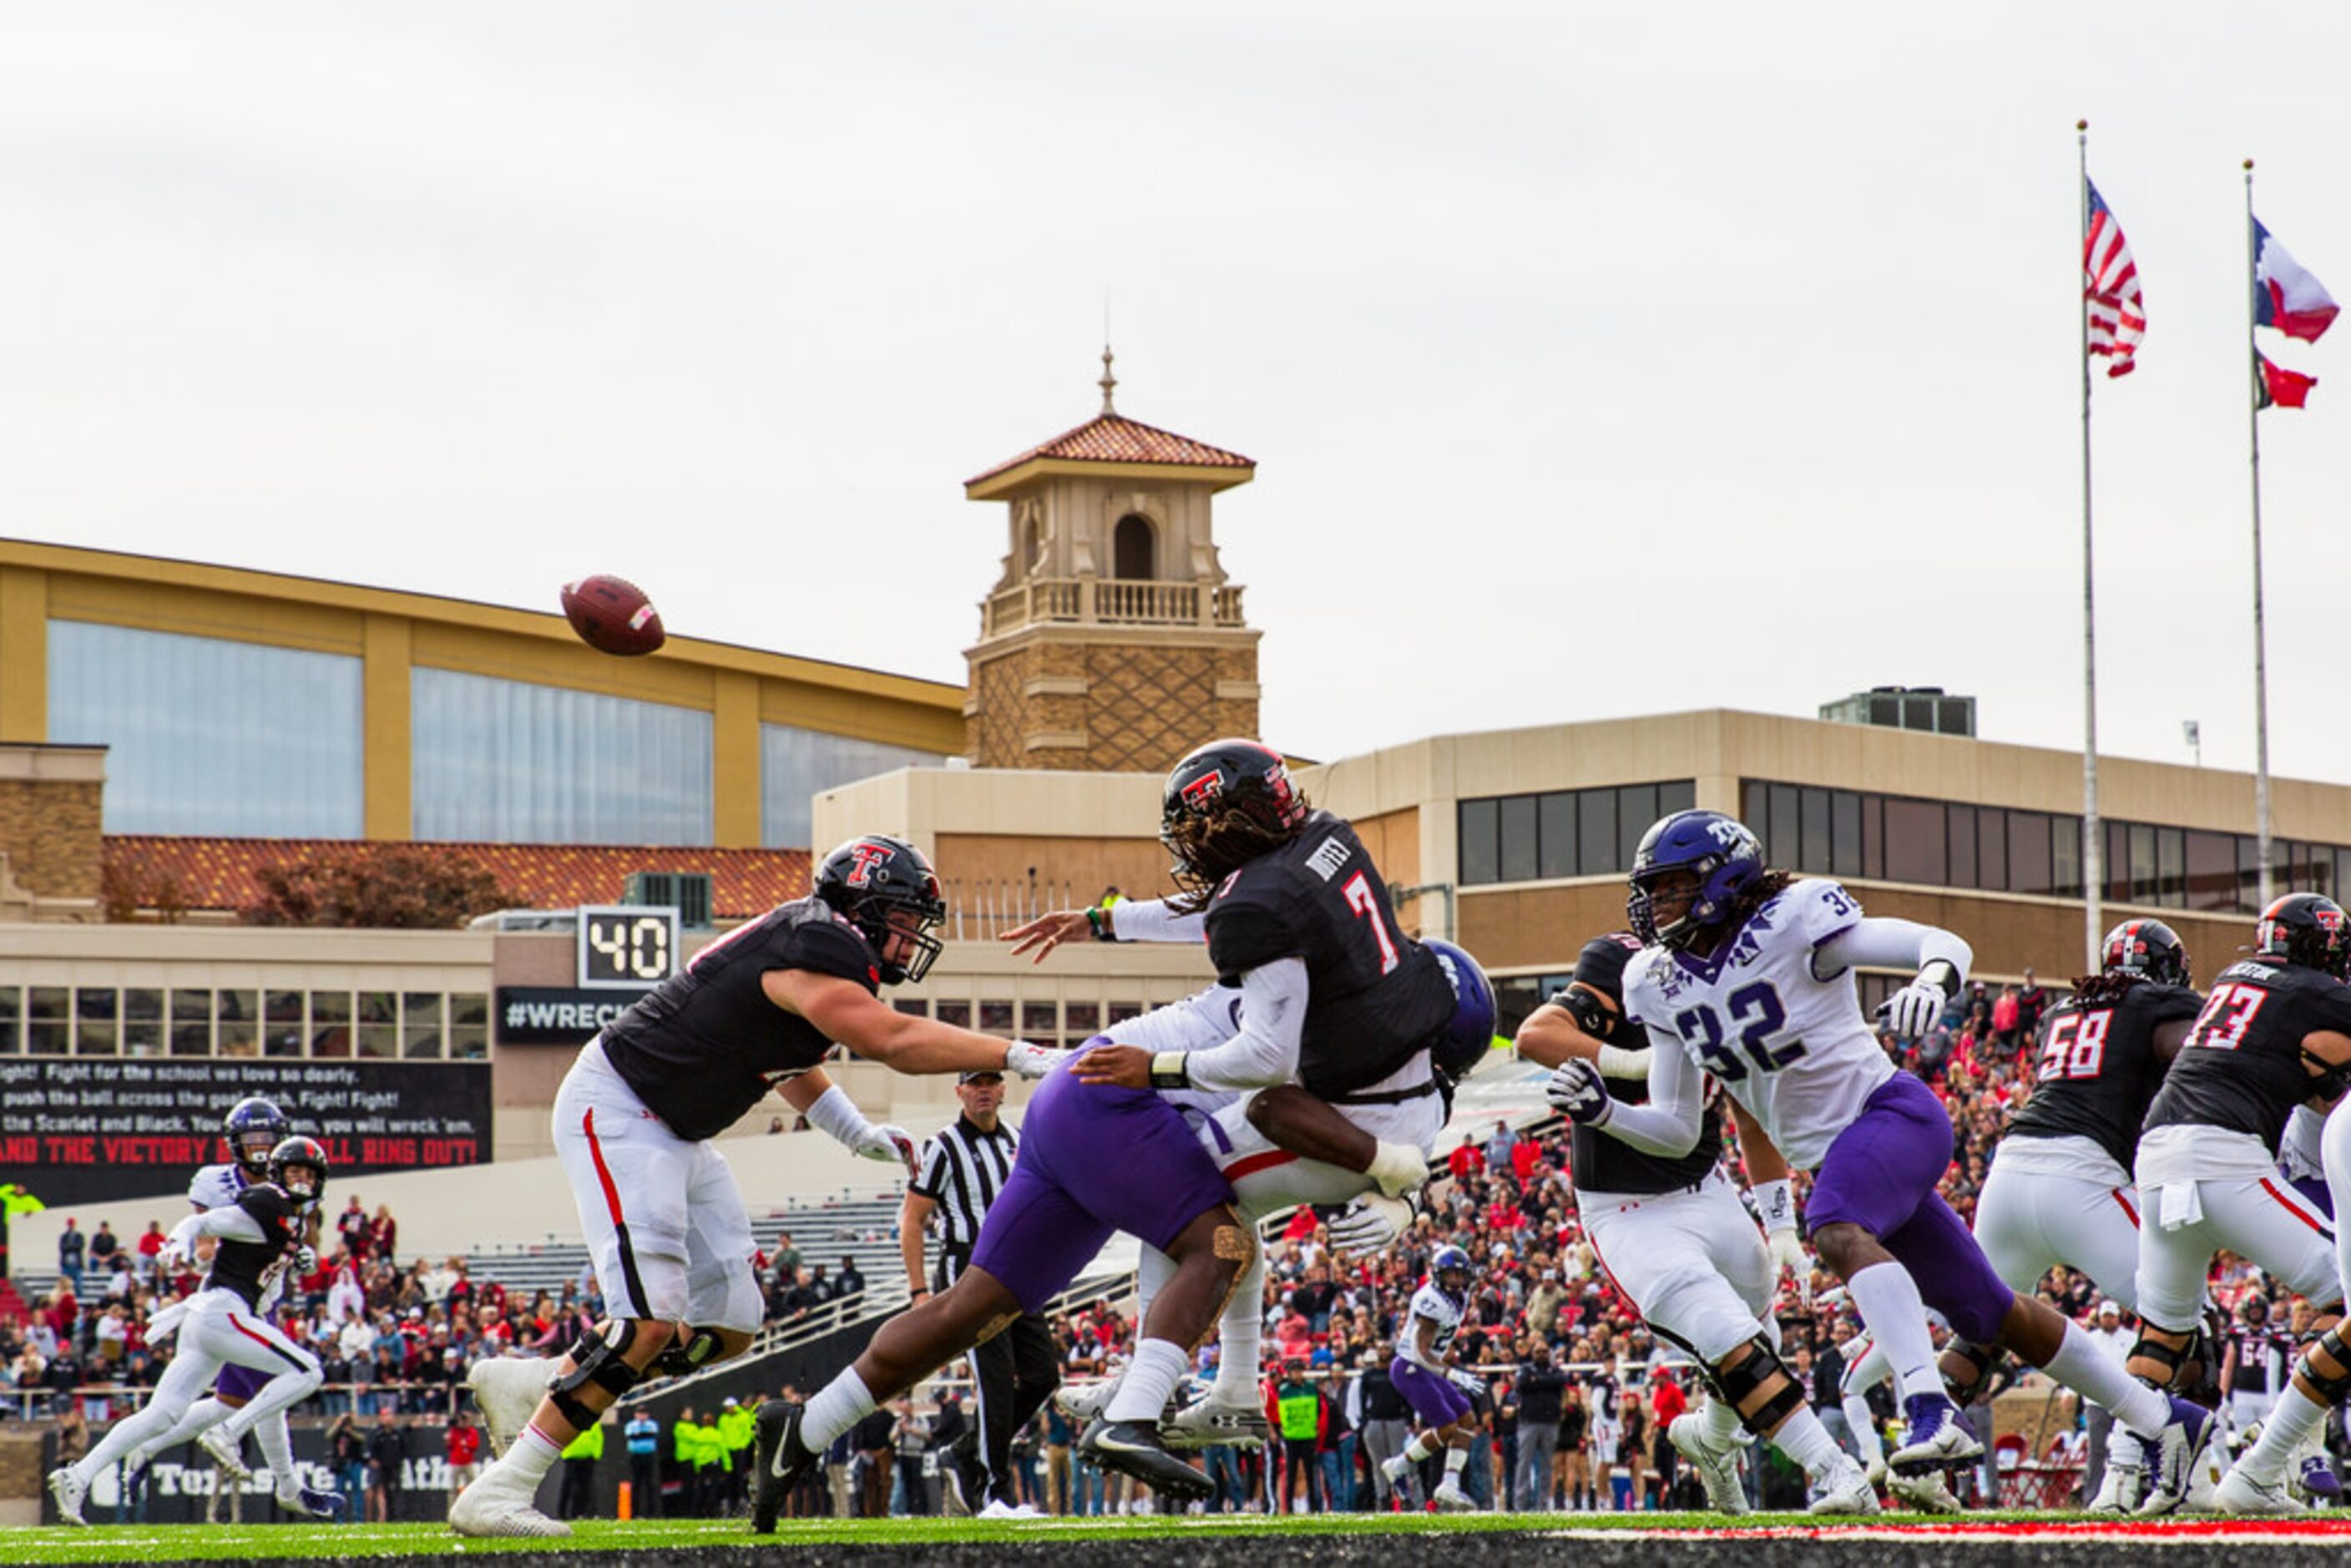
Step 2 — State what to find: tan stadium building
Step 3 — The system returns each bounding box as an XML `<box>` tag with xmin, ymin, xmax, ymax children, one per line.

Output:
<box><xmin>2</xmin><ymin>374</ymin><xmax>2343</xmax><ymax>1212</ymax></box>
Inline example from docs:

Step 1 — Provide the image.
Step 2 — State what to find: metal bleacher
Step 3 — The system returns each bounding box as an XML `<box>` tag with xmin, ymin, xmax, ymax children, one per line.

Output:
<box><xmin>461</xmin><ymin>1184</ymin><xmax>914</xmax><ymax>1305</ymax></box>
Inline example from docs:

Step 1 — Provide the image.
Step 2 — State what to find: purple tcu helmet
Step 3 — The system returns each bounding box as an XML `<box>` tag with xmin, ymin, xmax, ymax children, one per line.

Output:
<box><xmin>1430</xmin><ymin>1244</ymin><xmax>1473</xmax><ymax>1290</ymax></box>
<box><xmin>1422</xmin><ymin>938</ymin><xmax>1496</xmax><ymax>1090</ymax></box>
<box><xmin>224</xmin><ymin>1096</ymin><xmax>292</xmax><ymax>1176</ymax></box>
<box><xmin>1626</xmin><ymin>810</ymin><xmax>1766</xmax><ymax>950</ymax></box>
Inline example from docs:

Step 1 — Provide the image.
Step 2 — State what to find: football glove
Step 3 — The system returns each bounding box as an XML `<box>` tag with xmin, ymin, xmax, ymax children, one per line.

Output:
<box><xmin>1876</xmin><ymin>979</ymin><xmax>1945</xmax><ymax>1040</ymax></box>
<box><xmin>295</xmin><ymin>1245</ymin><xmax>319</xmax><ymax>1274</ymax></box>
<box><xmin>1328</xmin><ymin>1192</ymin><xmax>1417</xmax><ymax>1257</ymax></box>
<box><xmin>1448</xmin><ymin>1367</ymin><xmax>1488</xmax><ymax>1397</ymax></box>
<box><xmin>1765</xmin><ymin>1227</ymin><xmax>1812</xmax><ymax>1307</ymax></box>
<box><xmin>1004</xmin><ymin>1040</ymin><xmax>1069</xmax><ymax>1080</ymax></box>
<box><xmin>852</xmin><ymin>1123</ymin><xmax>919</xmax><ymax>1175</ymax></box>
<box><xmin>1545</xmin><ymin>1059</ymin><xmax>1613</xmax><ymax>1126</ymax></box>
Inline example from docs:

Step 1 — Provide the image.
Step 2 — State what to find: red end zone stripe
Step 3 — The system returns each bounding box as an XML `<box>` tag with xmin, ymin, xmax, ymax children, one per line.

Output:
<box><xmin>2259</xmin><ymin>1177</ymin><xmax>2329</xmax><ymax>1237</ymax></box>
<box><xmin>584</xmin><ymin>1108</ymin><xmax>626</xmax><ymax>1226</ymax></box>
<box><xmin>1222</xmin><ymin>1151</ymin><xmax>1297</xmax><ymax>1183</ymax></box>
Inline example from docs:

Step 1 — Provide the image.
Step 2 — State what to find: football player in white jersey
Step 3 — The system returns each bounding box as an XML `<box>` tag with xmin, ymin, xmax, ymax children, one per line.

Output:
<box><xmin>1547</xmin><ymin>810</ymin><xmax>2218</xmax><ymax>1511</ymax></box>
<box><xmin>1378</xmin><ymin>1246</ymin><xmax>1484</xmax><ymax>1511</ymax></box>
<box><xmin>1515</xmin><ymin>933</ymin><xmax>1875</xmax><ymax>1515</ymax></box>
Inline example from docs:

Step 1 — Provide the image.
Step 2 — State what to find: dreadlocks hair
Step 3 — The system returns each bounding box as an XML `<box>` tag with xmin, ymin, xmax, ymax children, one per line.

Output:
<box><xmin>2068</xmin><ymin>970</ymin><xmax>2145</xmax><ymax>1009</ymax></box>
<box><xmin>1715</xmin><ymin>869</ymin><xmax>1798</xmax><ymax>938</ymax></box>
<box><xmin>1163</xmin><ymin>790</ymin><xmax>1314</xmax><ymax>914</ymax></box>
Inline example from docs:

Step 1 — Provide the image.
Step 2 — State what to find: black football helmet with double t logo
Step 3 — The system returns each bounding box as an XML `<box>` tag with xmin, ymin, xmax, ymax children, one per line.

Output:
<box><xmin>1160</xmin><ymin>738</ymin><xmax>1311</xmax><ymax>901</ymax></box>
<box><xmin>813</xmin><ymin>835</ymin><xmax>948</xmax><ymax>984</ymax></box>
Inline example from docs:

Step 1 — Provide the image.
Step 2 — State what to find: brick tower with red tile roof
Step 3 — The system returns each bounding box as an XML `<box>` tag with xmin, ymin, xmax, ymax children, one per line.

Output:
<box><xmin>963</xmin><ymin>349</ymin><xmax>1261</xmax><ymax>771</ymax></box>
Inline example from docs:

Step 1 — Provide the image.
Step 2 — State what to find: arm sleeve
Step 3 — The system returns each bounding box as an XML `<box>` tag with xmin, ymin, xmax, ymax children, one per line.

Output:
<box><xmin>1812</xmin><ymin>915</ymin><xmax>1972</xmax><ymax>984</ymax></box>
<box><xmin>1174</xmin><ymin>958</ymin><xmax>1309</xmax><ymax>1094</ymax></box>
<box><xmin>1589</xmin><ymin>1037</ymin><xmax>1705</xmax><ymax>1157</ymax></box>
<box><xmin>1107</xmin><ymin>898</ymin><xmax>1206</xmax><ymax>944</ymax></box>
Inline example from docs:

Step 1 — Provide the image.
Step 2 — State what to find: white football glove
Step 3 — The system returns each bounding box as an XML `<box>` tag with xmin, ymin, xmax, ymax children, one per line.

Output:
<box><xmin>852</xmin><ymin>1123</ymin><xmax>919</xmax><ymax>1176</ymax></box>
<box><xmin>295</xmin><ymin>1245</ymin><xmax>319</xmax><ymax>1274</ymax></box>
<box><xmin>1448</xmin><ymin>1367</ymin><xmax>1488</xmax><ymax>1397</ymax></box>
<box><xmin>1545</xmin><ymin>1059</ymin><xmax>1614</xmax><ymax>1126</ymax></box>
<box><xmin>1004</xmin><ymin>1040</ymin><xmax>1069</xmax><ymax>1080</ymax></box>
<box><xmin>1765</xmin><ymin>1228</ymin><xmax>1812</xmax><ymax>1307</ymax></box>
<box><xmin>1327</xmin><ymin>1192</ymin><xmax>1416</xmax><ymax>1257</ymax></box>
<box><xmin>158</xmin><ymin>1242</ymin><xmax>190</xmax><ymax>1275</ymax></box>
<box><xmin>1876</xmin><ymin>979</ymin><xmax>1946</xmax><ymax>1040</ymax></box>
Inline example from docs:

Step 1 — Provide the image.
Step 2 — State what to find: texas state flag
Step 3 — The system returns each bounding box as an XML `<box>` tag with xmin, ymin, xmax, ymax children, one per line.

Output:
<box><xmin>2257</xmin><ymin>350</ymin><xmax>2317</xmax><ymax>409</ymax></box>
<box><xmin>2253</xmin><ymin>217</ymin><xmax>2338</xmax><ymax>341</ymax></box>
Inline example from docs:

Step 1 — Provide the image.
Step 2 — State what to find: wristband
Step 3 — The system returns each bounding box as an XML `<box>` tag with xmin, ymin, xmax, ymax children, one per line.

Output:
<box><xmin>1593</xmin><ymin>1044</ymin><xmax>1651</xmax><ymax>1080</ymax></box>
<box><xmin>1917</xmin><ymin>959</ymin><xmax>1962</xmax><ymax>1001</ymax></box>
<box><xmin>1752</xmin><ymin>1178</ymin><xmax>1796</xmax><ymax>1233</ymax></box>
<box><xmin>1087</xmin><ymin>906</ymin><xmax>1118</xmax><ymax>941</ymax></box>
<box><xmin>1148</xmin><ymin>1050</ymin><xmax>1191</xmax><ymax>1090</ymax></box>
<box><xmin>805</xmin><ymin>1084</ymin><xmax>877</xmax><ymax>1151</ymax></box>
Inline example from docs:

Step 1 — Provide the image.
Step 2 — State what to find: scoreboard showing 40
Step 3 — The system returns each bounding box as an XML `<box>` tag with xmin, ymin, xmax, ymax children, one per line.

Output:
<box><xmin>578</xmin><ymin>905</ymin><xmax>680</xmax><ymax>989</ymax></box>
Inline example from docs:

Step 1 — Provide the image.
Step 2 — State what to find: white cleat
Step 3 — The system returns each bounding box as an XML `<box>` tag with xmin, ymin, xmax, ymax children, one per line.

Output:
<box><xmin>1864</xmin><ymin>1458</ymin><xmax>1888</xmax><ymax>1489</ymax></box>
<box><xmin>978</xmin><ymin>1497</ymin><xmax>1043</xmax><ymax>1518</ymax></box>
<box><xmin>1163</xmin><ymin>1393</ymin><xmax>1272</xmax><ymax>1451</ymax></box>
<box><xmin>2138</xmin><ymin>1396</ymin><xmax>2221</xmax><ymax>1518</ymax></box>
<box><xmin>48</xmin><ymin>1468</ymin><xmax>88</xmax><ymax>1527</ymax></box>
<box><xmin>448</xmin><ymin>1481</ymin><xmax>573</xmax><ymax>1538</ymax></box>
<box><xmin>2215</xmin><ymin>1466</ymin><xmax>2307</xmax><ymax>1516</ymax></box>
<box><xmin>468</xmin><ymin>1355</ymin><xmax>554</xmax><ymax>1459</ymax></box>
<box><xmin>1431</xmin><ymin>1481</ymin><xmax>1479</xmax><ymax>1512</ymax></box>
<box><xmin>198</xmin><ymin>1427</ymin><xmax>253</xmax><ymax>1482</ymax></box>
<box><xmin>1887</xmin><ymin>1469</ymin><xmax>1964</xmax><ymax>1514</ymax></box>
<box><xmin>2085</xmin><ymin>1461</ymin><xmax>2146</xmax><ymax>1515</ymax></box>
<box><xmin>1054</xmin><ymin>1379</ymin><xmax>1115</xmax><ymax>1426</ymax></box>
<box><xmin>1807</xmin><ymin>1457</ymin><xmax>1882</xmax><ymax>1516</ymax></box>
<box><xmin>1888</xmin><ymin>1396</ymin><xmax>1982</xmax><ymax>1471</ymax></box>
<box><xmin>1667</xmin><ymin>1414</ymin><xmax>1747</xmax><ymax>1515</ymax></box>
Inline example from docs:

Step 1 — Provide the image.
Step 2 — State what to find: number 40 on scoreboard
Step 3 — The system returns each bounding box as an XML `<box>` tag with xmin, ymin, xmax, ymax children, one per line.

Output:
<box><xmin>578</xmin><ymin>906</ymin><xmax>680</xmax><ymax>989</ymax></box>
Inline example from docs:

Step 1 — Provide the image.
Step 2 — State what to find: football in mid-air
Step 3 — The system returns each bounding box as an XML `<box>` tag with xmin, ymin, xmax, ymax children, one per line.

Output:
<box><xmin>560</xmin><ymin>574</ymin><xmax>665</xmax><ymax>656</ymax></box>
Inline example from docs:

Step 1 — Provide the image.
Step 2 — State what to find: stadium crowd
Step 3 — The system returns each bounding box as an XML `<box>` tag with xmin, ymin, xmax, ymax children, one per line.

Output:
<box><xmin>11</xmin><ymin>971</ymin><xmax>2347</xmax><ymax>1518</ymax></box>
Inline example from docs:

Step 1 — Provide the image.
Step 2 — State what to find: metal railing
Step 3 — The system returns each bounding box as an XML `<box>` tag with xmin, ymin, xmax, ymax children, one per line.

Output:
<box><xmin>981</xmin><ymin>577</ymin><xmax>1246</xmax><ymax>636</ymax></box>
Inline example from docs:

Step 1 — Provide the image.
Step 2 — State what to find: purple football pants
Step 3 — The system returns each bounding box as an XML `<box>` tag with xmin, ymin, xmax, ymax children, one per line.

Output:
<box><xmin>1806</xmin><ymin>1069</ymin><xmax>2015</xmax><ymax>1344</ymax></box>
<box><xmin>968</xmin><ymin>1052</ymin><xmax>1236</xmax><ymax>1315</ymax></box>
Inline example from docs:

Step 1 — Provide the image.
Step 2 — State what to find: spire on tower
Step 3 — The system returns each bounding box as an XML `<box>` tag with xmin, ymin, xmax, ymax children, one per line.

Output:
<box><xmin>1098</xmin><ymin>344</ymin><xmax>1117</xmax><ymax>415</ymax></box>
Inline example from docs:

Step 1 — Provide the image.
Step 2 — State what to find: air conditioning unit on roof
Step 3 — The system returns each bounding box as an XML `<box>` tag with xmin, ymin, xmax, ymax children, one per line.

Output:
<box><xmin>624</xmin><ymin>871</ymin><xmax>714</xmax><ymax>928</ymax></box>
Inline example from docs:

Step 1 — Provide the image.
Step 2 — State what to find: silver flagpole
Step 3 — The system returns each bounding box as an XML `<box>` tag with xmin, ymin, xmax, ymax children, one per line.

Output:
<box><xmin>2247</xmin><ymin>159</ymin><xmax>2274</xmax><ymax>911</ymax></box>
<box><xmin>2079</xmin><ymin>122</ymin><xmax>2103</xmax><ymax>969</ymax></box>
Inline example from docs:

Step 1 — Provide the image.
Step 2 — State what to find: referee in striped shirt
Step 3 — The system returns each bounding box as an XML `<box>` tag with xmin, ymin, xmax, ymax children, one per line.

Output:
<box><xmin>900</xmin><ymin>1068</ymin><xmax>1060</xmax><ymax>1516</ymax></box>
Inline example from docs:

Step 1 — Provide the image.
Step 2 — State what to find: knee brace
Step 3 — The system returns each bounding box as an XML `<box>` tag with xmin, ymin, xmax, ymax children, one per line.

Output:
<box><xmin>655</xmin><ymin>1326</ymin><xmax>724</xmax><ymax>1378</ymax></box>
<box><xmin>2298</xmin><ymin>1327</ymin><xmax>2351</xmax><ymax>1404</ymax></box>
<box><xmin>1714</xmin><ymin>1336</ymin><xmax>1807</xmax><ymax>1436</ymax></box>
<box><xmin>2126</xmin><ymin>1326</ymin><xmax>2193</xmax><ymax>1390</ymax></box>
<box><xmin>548</xmin><ymin>1319</ymin><xmax>645</xmax><ymax>1429</ymax></box>
<box><xmin>1942</xmin><ymin>1341</ymin><xmax>1998</xmax><ymax>1408</ymax></box>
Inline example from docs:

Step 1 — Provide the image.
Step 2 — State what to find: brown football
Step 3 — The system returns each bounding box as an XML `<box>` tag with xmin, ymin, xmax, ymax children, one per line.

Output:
<box><xmin>559</xmin><ymin>574</ymin><xmax>665</xmax><ymax>656</ymax></box>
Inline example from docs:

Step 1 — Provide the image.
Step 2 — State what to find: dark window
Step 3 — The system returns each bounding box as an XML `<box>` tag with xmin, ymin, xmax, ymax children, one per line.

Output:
<box><xmin>1459</xmin><ymin>800</ymin><xmax>1499</xmax><ymax>887</ymax></box>
<box><xmin>980</xmin><ymin>1001</ymin><xmax>1014</xmax><ymax>1034</ymax></box>
<box><xmin>2318</xmin><ymin>850</ymin><xmax>2341</xmax><ymax>901</ymax></box>
<box><xmin>1799</xmin><ymin>788</ymin><xmax>1832</xmax><ymax>873</ymax></box>
<box><xmin>2156</xmin><ymin>827</ymin><xmax>2187</xmax><ymax>906</ymax></box>
<box><xmin>1832</xmin><ymin>792</ymin><xmax>1863</xmax><ymax>878</ymax></box>
<box><xmin>936</xmin><ymin>999</ymin><xmax>971</xmax><ymax>1029</ymax></box>
<box><xmin>1494</xmin><ymin>978</ymin><xmax>1546</xmax><ymax>1040</ymax></box>
<box><xmin>2053</xmin><ymin>816</ymin><xmax>2081</xmax><ymax>898</ymax></box>
<box><xmin>1538</xmin><ymin>792</ymin><xmax>1577</xmax><ymax>879</ymax></box>
<box><xmin>1742</xmin><ymin>781</ymin><xmax>1769</xmax><ymax>845</ymax></box>
<box><xmin>1617</xmin><ymin>784</ymin><xmax>1658</xmax><ymax>871</ymax></box>
<box><xmin>1579</xmin><ymin>789</ymin><xmax>1620</xmax><ymax>876</ymax></box>
<box><xmin>1861</xmin><ymin>793</ymin><xmax>1884</xmax><ymax>879</ymax></box>
<box><xmin>2237</xmin><ymin>835</ymin><xmax>2263</xmax><ymax>915</ymax></box>
<box><xmin>1976</xmin><ymin>807</ymin><xmax>2007</xmax><ymax>891</ymax></box>
<box><xmin>1659</xmin><ymin>780</ymin><xmax>1696</xmax><ymax>817</ymax></box>
<box><xmin>1883</xmin><ymin>798</ymin><xmax>1947</xmax><ymax>885</ymax></box>
<box><xmin>2105</xmin><ymin>821</ymin><xmax>2130</xmax><ymax>904</ymax></box>
<box><xmin>1023</xmin><ymin>1002</ymin><xmax>1058</xmax><ymax>1037</ymax></box>
<box><xmin>2008</xmin><ymin>811</ymin><xmax>2053</xmax><ymax>895</ymax></box>
<box><xmin>1768</xmin><ymin>784</ymin><xmax>1800</xmax><ymax>870</ymax></box>
<box><xmin>1947</xmin><ymin>805</ymin><xmax>1977</xmax><ymax>890</ymax></box>
<box><xmin>1499</xmin><ymin>796</ymin><xmax>1540</xmax><ymax>883</ymax></box>
<box><xmin>1112</xmin><ymin>514</ymin><xmax>1154</xmax><ymax>579</ymax></box>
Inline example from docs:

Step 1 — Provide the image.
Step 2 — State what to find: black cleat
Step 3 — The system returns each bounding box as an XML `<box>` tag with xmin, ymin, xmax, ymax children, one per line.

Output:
<box><xmin>751</xmin><ymin>1400</ymin><xmax>816</xmax><ymax>1535</ymax></box>
<box><xmin>1078</xmin><ymin>1418</ymin><xmax>1213</xmax><ymax>1503</ymax></box>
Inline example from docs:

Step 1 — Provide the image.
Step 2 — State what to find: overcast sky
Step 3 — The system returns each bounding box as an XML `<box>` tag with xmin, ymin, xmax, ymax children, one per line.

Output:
<box><xmin>7</xmin><ymin>4</ymin><xmax>2349</xmax><ymax>797</ymax></box>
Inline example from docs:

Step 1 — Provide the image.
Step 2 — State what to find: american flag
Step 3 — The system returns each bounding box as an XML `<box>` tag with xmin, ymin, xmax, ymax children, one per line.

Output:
<box><xmin>2084</xmin><ymin>180</ymin><xmax>2145</xmax><ymax>377</ymax></box>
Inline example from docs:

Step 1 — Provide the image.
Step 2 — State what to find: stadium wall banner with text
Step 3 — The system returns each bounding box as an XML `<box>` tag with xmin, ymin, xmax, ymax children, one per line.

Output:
<box><xmin>0</xmin><ymin>1059</ymin><xmax>491</xmax><ymax>1206</ymax></box>
<box><xmin>41</xmin><ymin>1423</ymin><xmax>475</xmax><ymax>1525</ymax></box>
<box><xmin>494</xmin><ymin>985</ymin><xmax>653</xmax><ymax>1045</ymax></box>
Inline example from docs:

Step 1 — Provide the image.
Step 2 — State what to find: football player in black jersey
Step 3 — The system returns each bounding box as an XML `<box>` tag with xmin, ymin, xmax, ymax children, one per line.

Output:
<box><xmin>452</xmin><ymin>834</ymin><xmax>1063</xmax><ymax>1539</ymax></box>
<box><xmin>1941</xmin><ymin>919</ymin><xmax>2203</xmax><ymax>1511</ymax></box>
<box><xmin>1515</xmin><ymin>934</ymin><xmax>1876</xmax><ymax>1515</ymax></box>
<box><xmin>49</xmin><ymin>1139</ymin><xmax>336</xmax><ymax>1525</ymax></box>
<box><xmin>2128</xmin><ymin>894</ymin><xmax>2351</xmax><ymax>1514</ymax></box>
